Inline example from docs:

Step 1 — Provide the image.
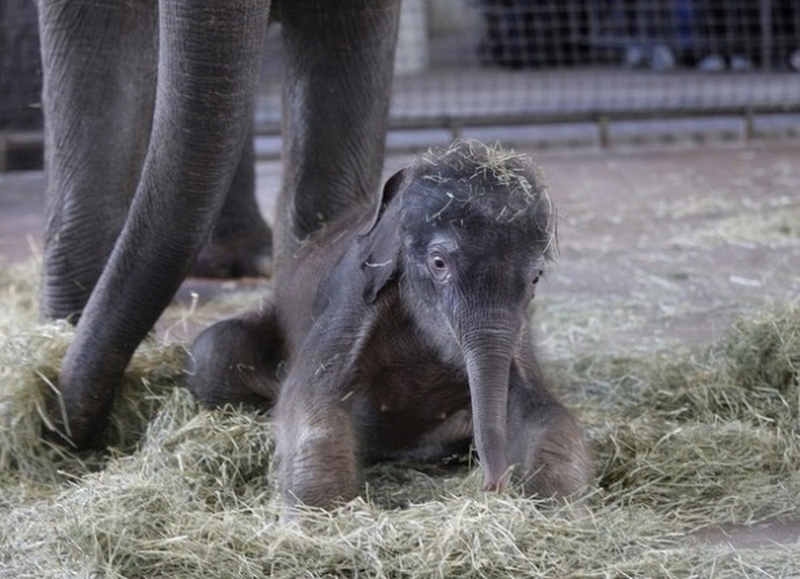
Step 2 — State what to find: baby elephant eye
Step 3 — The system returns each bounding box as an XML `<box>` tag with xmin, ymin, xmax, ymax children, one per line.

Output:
<box><xmin>531</xmin><ymin>270</ymin><xmax>543</xmax><ymax>285</ymax></box>
<box><xmin>426</xmin><ymin>251</ymin><xmax>450</xmax><ymax>282</ymax></box>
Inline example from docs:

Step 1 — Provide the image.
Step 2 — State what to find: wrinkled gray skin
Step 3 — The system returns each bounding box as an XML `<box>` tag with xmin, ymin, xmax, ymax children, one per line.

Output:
<box><xmin>189</xmin><ymin>141</ymin><xmax>591</xmax><ymax>509</ymax></box>
<box><xmin>37</xmin><ymin>0</ymin><xmax>401</xmax><ymax>448</ymax></box>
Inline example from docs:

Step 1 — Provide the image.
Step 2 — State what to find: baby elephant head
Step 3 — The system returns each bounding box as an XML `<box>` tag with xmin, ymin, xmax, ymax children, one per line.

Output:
<box><xmin>359</xmin><ymin>140</ymin><xmax>556</xmax><ymax>491</ymax></box>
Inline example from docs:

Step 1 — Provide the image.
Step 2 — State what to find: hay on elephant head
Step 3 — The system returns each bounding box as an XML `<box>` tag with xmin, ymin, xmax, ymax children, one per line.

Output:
<box><xmin>2</xmin><ymin>258</ymin><xmax>800</xmax><ymax>578</ymax></box>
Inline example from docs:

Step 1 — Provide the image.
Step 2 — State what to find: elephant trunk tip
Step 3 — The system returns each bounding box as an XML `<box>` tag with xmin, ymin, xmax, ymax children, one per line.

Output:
<box><xmin>475</xmin><ymin>424</ymin><xmax>511</xmax><ymax>493</ymax></box>
<box><xmin>481</xmin><ymin>465</ymin><xmax>511</xmax><ymax>493</ymax></box>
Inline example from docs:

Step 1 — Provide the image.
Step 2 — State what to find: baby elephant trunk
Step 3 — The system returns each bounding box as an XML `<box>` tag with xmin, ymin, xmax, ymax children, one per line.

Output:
<box><xmin>460</xmin><ymin>314</ymin><xmax>517</xmax><ymax>492</ymax></box>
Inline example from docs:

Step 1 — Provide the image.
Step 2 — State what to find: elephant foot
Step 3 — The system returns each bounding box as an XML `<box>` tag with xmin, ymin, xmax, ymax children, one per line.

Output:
<box><xmin>191</xmin><ymin>232</ymin><xmax>273</xmax><ymax>278</ymax></box>
<box><xmin>43</xmin><ymin>363</ymin><xmax>122</xmax><ymax>451</ymax></box>
<box><xmin>43</xmin><ymin>403</ymin><xmax>106</xmax><ymax>450</ymax></box>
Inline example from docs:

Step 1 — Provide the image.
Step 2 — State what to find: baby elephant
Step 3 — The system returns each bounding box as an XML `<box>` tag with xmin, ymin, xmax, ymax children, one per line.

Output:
<box><xmin>189</xmin><ymin>140</ymin><xmax>591</xmax><ymax>508</ymax></box>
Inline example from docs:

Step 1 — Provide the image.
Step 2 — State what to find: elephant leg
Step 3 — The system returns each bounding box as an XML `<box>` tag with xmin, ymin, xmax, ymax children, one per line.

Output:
<box><xmin>506</xmin><ymin>364</ymin><xmax>592</xmax><ymax>498</ymax></box>
<box><xmin>191</xmin><ymin>127</ymin><xmax>274</xmax><ymax>278</ymax></box>
<box><xmin>273</xmin><ymin>0</ymin><xmax>401</xmax><ymax>273</ymax></box>
<box><xmin>38</xmin><ymin>0</ymin><xmax>157</xmax><ymax>321</ymax></box>
<box><xmin>49</xmin><ymin>0</ymin><xmax>270</xmax><ymax>448</ymax></box>
<box><xmin>277</xmin><ymin>397</ymin><xmax>360</xmax><ymax>509</ymax></box>
<box><xmin>187</xmin><ymin>305</ymin><xmax>283</xmax><ymax>409</ymax></box>
<box><xmin>275</xmin><ymin>323</ymin><xmax>366</xmax><ymax>508</ymax></box>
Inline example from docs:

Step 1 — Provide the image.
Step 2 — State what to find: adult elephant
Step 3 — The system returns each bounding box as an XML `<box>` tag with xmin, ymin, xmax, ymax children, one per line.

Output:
<box><xmin>37</xmin><ymin>0</ymin><xmax>401</xmax><ymax>448</ymax></box>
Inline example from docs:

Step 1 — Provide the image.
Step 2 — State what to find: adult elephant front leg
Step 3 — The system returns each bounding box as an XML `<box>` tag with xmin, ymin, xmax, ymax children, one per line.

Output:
<box><xmin>192</xmin><ymin>127</ymin><xmax>274</xmax><ymax>278</ymax></box>
<box><xmin>38</xmin><ymin>0</ymin><xmax>158</xmax><ymax>321</ymax></box>
<box><xmin>274</xmin><ymin>0</ymin><xmax>401</xmax><ymax>272</ymax></box>
<box><xmin>50</xmin><ymin>0</ymin><xmax>270</xmax><ymax>448</ymax></box>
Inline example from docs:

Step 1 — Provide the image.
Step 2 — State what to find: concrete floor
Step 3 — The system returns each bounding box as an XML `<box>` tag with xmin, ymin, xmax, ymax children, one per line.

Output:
<box><xmin>4</xmin><ymin>139</ymin><xmax>798</xmax><ymax>350</ymax></box>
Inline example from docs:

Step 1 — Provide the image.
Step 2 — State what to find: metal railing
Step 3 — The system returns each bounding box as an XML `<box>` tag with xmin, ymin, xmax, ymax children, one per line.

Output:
<box><xmin>2</xmin><ymin>0</ymin><xmax>799</xmax><ymax>170</ymax></box>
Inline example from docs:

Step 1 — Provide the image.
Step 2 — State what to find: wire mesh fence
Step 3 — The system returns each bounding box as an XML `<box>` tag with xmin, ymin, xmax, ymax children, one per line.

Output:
<box><xmin>251</xmin><ymin>0</ymin><xmax>800</xmax><ymax>132</ymax></box>
<box><xmin>1</xmin><ymin>0</ymin><xmax>799</xmax><ymax>167</ymax></box>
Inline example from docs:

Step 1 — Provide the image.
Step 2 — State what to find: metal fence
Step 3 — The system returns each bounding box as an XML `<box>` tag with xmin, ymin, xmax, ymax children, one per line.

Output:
<box><xmin>253</xmin><ymin>0</ymin><xmax>799</xmax><ymax>130</ymax></box>
<box><xmin>2</xmin><ymin>0</ymin><xmax>800</xmax><ymax>168</ymax></box>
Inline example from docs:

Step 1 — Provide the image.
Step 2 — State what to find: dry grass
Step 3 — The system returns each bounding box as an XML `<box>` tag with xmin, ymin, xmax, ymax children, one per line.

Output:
<box><xmin>1</xmin><ymin>259</ymin><xmax>799</xmax><ymax>578</ymax></box>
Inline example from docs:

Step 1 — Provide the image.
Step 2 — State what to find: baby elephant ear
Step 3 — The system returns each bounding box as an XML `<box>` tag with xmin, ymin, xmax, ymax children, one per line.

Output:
<box><xmin>360</xmin><ymin>168</ymin><xmax>407</xmax><ymax>235</ymax></box>
<box><xmin>358</xmin><ymin>169</ymin><xmax>408</xmax><ymax>304</ymax></box>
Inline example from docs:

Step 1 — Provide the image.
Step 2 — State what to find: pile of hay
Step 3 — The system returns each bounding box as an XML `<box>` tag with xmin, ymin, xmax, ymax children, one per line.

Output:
<box><xmin>1</xmin><ymin>259</ymin><xmax>799</xmax><ymax>578</ymax></box>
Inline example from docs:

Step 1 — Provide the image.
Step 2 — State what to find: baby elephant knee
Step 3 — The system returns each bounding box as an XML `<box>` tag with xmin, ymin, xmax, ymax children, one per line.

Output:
<box><xmin>512</xmin><ymin>408</ymin><xmax>592</xmax><ymax>499</ymax></box>
<box><xmin>276</xmin><ymin>408</ymin><xmax>360</xmax><ymax>509</ymax></box>
<box><xmin>187</xmin><ymin>312</ymin><xmax>282</xmax><ymax>409</ymax></box>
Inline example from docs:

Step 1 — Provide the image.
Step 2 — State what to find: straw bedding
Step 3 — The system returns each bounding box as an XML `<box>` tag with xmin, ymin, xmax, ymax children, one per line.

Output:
<box><xmin>1</xmin><ymin>259</ymin><xmax>799</xmax><ymax>578</ymax></box>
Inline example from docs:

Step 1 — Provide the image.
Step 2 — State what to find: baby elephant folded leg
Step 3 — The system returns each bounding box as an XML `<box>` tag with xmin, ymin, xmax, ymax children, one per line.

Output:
<box><xmin>188</xmin><ymin>304</ymin><xmax>283</xmax><ymax>410</ymax></box>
